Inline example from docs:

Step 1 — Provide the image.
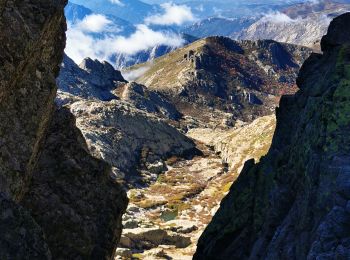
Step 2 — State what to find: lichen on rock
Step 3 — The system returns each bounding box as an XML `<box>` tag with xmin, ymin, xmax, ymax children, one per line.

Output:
<box><xmin>195</xmin><ymin>13</ymin><xmax>350</xmax><ymax>260</ymax></box>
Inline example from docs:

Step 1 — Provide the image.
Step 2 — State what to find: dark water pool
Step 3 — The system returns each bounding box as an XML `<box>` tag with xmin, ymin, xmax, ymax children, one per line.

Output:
<box><xmin>160</xmin><ymin>210</ymin><xmax>178</xmax><ymax>222</ymax></box>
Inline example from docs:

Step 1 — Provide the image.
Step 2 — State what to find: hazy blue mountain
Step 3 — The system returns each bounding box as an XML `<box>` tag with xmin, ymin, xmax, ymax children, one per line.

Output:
<box><xmin>65</xmin><ymin>2</ymin><xmax>92</xmax><ymax>23</ymax></box>
<box><xmin>113</xmin><ymin>34</ymin><xmax>198</xmax><ymax>69</ymax></box>
<box><xmin>182</xmin><ymin>17</ymin><xmax>256</xmax><ymax>38</ymax></box>
<box><xmin>66</xmin><ymin>2</ymin><xmax>135</xmax><ymax>36</ymax></box>
<box><xmin>143</xmin><ymin>0</ymin><xmax>305</xmax><ymax>19</ymax></box>
<box><xmin>70</xmin><ymin>0</ymin><xmax>159</xmax><ymax>24</ymax></box>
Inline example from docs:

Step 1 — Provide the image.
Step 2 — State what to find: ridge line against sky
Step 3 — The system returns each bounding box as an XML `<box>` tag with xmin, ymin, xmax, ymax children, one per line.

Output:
<box><xmin>65</xmin><ymin>0</ymin><xmax>342</xmax><ymax>66</ymax></box>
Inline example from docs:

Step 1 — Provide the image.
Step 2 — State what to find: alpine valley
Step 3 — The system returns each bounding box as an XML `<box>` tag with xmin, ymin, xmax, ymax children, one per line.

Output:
<box><xmin>0</xmin><ymin>0</ymin><xmax>349</xmax><ymax>260</ymax></box>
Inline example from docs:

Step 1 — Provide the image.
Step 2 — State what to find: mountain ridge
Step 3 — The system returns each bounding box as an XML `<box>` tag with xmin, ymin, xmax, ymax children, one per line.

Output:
<box><xmin>127</xmin><ymin>36</ymin><xmax>311</xmax><ymax>128</ymax></box>
<box><xmin>194</xmin><ymin>12</ymin><xmax>350</xmax><ymax>259</ymax></box>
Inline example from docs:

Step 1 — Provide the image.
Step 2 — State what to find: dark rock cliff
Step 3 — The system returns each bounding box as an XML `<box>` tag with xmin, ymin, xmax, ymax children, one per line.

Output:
<box><xmin>0</xmin><ymin>0</ymin><xmax>67</xmax><ymax>202</ymax></box>
<box><xmin>22</xmin><ymin>108</ymin><xmax>127</xmax><ymax>259</ymax></box>
<box><xmin>0</xmin><ymin>1</ymin><xmax>127</xmax><ymax>258</ymax></box>
<box><xmin>195</xmin><ymin>13</ymin><xmax>350</xmax><ymax>260</ymax></box>
<box><xmin>0</xmin><ymin>1</ymin><xmax>67</xmax><ymax>258</ymax></box>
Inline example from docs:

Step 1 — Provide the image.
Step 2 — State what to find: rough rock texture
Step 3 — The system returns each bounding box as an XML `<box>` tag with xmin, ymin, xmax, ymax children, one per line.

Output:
<box><xmin>117</xmin><ymin>82</ymin><xmax>182</xmax><ymax>120</ymax></box>
<box><xmin>0</xmin><ymin>0</ymin><xmax>66</xmax><ymax>257</ymax></box>
<box><xmin>57</xmin><ymin>57</ymin><xmax>197</xmax><ymax>186</ymax></box>
<box><xmin>128</xmin><ymin>37</ymin><xmax>311</xmax><ymax>128</ymax></box>
<box><xmin>57</xmin><ymin>55</ymin><xmax>126</xmax><ymax>104</ymax></box>
<box><xmin>188</xmin><ymin>115</ymin><xmax>276</xmax><ymax>172</ymax></box>
<box><xmin>120</xmin><ymin>114</ymin><xmax>277</xmax><ymax>259</ymax></box>
<box><xmin>120</xmin><ymin>227</ymin><xmax>191</xmax><ymax>250</ymax></box>
<box><xmin>195</xmin><ymin>13</ymin><xmax>350</xmax><ymax>260</ymax></box>
<box><xmin>22</xmin><ymin>108</ymin><xmax>128</xmax><ymax>259</ymax></box>
<box><xmin>68</xmin><ymin>99</ymin><xmax>197</xmax><ymax>185</ymax></box>
<box><xmin>0</xmin><ymin>0</ymin><xmax>67</xmax><ymax>202</ymax></box>
<box><xmin>238</xmin><ymin>2</ymin><xmax>350</xmax><ymax>49</ymax></box>
<box><xmin>0</xmin><ymin>194</ymin><xmax>51</xmax><ymax>259</ymax></box>
<box><xmin>0</xmin><ymin>1</ymin><xmax>128</xmax><ymax>259</ymax></box>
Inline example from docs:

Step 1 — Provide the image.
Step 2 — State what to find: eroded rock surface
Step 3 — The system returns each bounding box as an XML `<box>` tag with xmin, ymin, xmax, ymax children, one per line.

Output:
<box><xmin>0</xmin><ymin>1</ymin><xmax>128</xmax><ymax>259</ymax></box>
<box><xmin>0</xmin><ymin>0</ymin><xmax>66</xmax><ymax>202</ymax></box>
<box><xmin>126</xmin><ymin>37</ymin><xmax>311</xmax><ymax>128</ymax></box>
<box><xmin>22</xmin><ymin>108</ymin><xmax>128</xmax><ymax>259</ymax></box>
<box><xmin>0</xmin><ymin>194</ymin><xmax>51</xmax><ymax>259</ymax></box>
<box><xmin>69</xmin><ymin>98</ymin><xmax>197</xmax><ymax>186</ymax></box>
<box><xmin>58</xmin><ymin>57</ymin><xmax>197</xmax><ymax>186</ymax></box>
<box><xmin>57</xmin><ymin>55</ymin><xmax>126</xmax><ymax>104</ymax></box>
<box><xmin>195</xmin><ymin>13</ymin><xmax>350</xmax><ymax>260</ymax></box>
<box><xmin>0</xmin><ymin>0</ymin><xmax>66</xmax><ymax>257</ymax></box>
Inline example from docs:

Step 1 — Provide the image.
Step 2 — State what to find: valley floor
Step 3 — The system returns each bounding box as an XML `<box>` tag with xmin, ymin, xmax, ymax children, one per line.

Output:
<box><xmin>116</xmin><ymin>115</ymin><xmax>276</xmax><ymax>259</ymax></box>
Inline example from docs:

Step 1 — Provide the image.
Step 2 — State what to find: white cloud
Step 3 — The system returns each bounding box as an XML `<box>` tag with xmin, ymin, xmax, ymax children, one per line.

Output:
<box><xmin>122</xmin><ymin>66</ymin><xmax>150</xmax><ymax>81</ymax></box>
<box><xmin>260</xmin><ymin>11</ymin><xmax>332</xmax><ymax>26</ymax></box>
<box><xmin>75</xmin><ymin>14</ymin><xmax>117</xmax><ymax>33</ymax></box>
<box><xmin>111</xmin><ymin>24</ymin><xmax>184</xmax><ymax>55</ymax></box>
<box><xmin>109</xmin><ymin>0</ymin><xmax>124</xmax><ymax>6</ymax></box>
<box><xmin>145</xmin><ymin>3</ymin><xmax>195</xmax><ymax>26</ymax></box>
<box><xmin>262</xmin><ymin>11</ymin><xmax>297</xmax><ymax>23</ymax></box>
<box><xmin>66</xmin><ymin>23</ymin><xmax>185</xmax><ymax>65</ymax></box>
<box><xmin>196</xmin><ymin>4</ymin><xmax>204</xmax><ymax>12</ymax></box>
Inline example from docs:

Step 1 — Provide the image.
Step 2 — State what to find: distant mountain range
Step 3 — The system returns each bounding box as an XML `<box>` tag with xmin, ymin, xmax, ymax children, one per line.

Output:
<box><xmin>65</xmin><ymin>2</ymin><xmax>135</xmax><ymax>36</ymax></box>
<box><xmin>126</xmin><ymin>36</ymin><xmax>312</xmax><ymax>126</ymax></box>
<box><xmin>65</xmin><ymin>0</ymin><xmax>350</xmax><ymax>69</ymax></box>
<box><xmin>182</xmin><ymin>17</ymin><xmax>256</xmax><ymax>38</ymax></box>
<box><xmin>143</xmin><ymin>0</ymin><xmax>306</xmax><ymax>19</ymax></box>
<box><xmin>237</xmin><ymin>0</ymin><xmax>350</xmax><ymax>49</ymax></box>
<box><xmin>70</xmin><ymin>0</ymin><xmax>159</xmax><ymax>24</ymax></box>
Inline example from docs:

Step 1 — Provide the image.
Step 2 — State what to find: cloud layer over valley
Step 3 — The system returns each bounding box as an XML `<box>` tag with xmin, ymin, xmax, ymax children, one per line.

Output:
<box><xmin>65</xmin><ymin>2</ymin><xmax>195</xmax><ymax>66</ymax></box>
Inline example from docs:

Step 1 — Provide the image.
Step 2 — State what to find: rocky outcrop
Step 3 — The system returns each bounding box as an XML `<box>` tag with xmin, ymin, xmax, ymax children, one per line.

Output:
<box><xmin>57</xmin><ymin>55</ymin><xmax>126</xmax><ymax>104</ymax></box>
<box><xmin>119</xmin><ymin>82</ymin><xmax>181</xmax><ymax>120</ymax></box>
<box><xmin>22</xmin><ymin>108</ymin><xmax>128</xmax><ymax>259</ymax></box>
<box><xmin>0</xmin><ymin>1</ymin><xmax>128</xmax><ymax>258</ymax></box>
<box><xmin>0</xmin><ymin>0</ymin><xmax>66</xmax><ymax>257</ymax></box>
<box><xmin>0</xmin><ymin>0</ymin><xmax>66</xmax><ymax>202</ymax></box>
<box><xmin>68</xmin><ymin>99</ymin><xmax>196</xmax><ymax>186</ymax></box>
<box><xmin>120</xmin><ymin>227</ymin><xmax>191</xmax><ymax>250</ymax></box>
<box><xmin>58</xmin><ymin>57</ymin><xmax>197</xmax><ymax>186</ymax></box>
<box><xmin>195</xmin><ymin>13</ymin><xmax>350</xmax><ymax>259</ymax></box>
<box><xmin>128</xmin><ymin>37</ymin><xmax>311</xmax><ymax>128</ymax></box>
<box><xmin>0</xmin><ymin>195</ymin><xmax>51</xmax><ymax>259</ymax></box>
<box><xmin>188</xmin><ymin>115</ymin><xmax>276</xmax><ymax>172</ymax></box>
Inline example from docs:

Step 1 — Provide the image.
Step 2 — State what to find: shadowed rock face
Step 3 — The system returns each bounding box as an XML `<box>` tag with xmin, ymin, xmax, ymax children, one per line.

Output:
<box><xmin>0</xmin><ymin>1</ymin><xmax>128</xmax><ymax>259</ymax></box>
<box><xmin>0</xmin><ymin>0</ymin><xmax>67</xmax><ymax>201</ymax></box>
<box><xmin>22</xmin><ymin>108</ymin><xmax>128</xmax><ymax>259</ymax></box>
<box><xmin>0</xmin><ymin>195</ymin><xmax>51</xmax><ymax>259</ymax></box>
<box><xmin>0</xmin><ymin>0</ymin><xmax>67</xmax><ymax>257</ymax></box>
<box><xmin>195</xmin><ymin>13</ymin><xmax>350</xmax><ymax>260</ymax></box>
